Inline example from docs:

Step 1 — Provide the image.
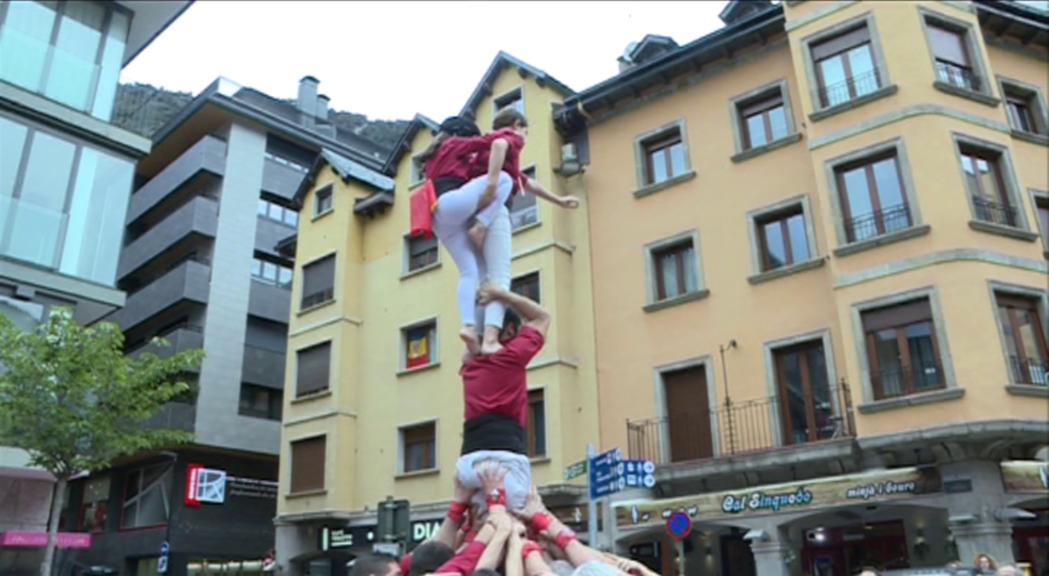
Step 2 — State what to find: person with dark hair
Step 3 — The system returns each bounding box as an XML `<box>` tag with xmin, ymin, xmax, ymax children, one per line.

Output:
<box><xmin>455</xmin><ymin>284</ymin><xmax>550</xmax><ymax>513</ymax></box>
<box><xmin>350</xmin><ymin>553</ymin><xmax>402</xmax><ymax>576</ymax></box>
<box><xmin>410</xmin><ymin>540</ymin><xmax>456</xmax><ymax>576</ymax></box>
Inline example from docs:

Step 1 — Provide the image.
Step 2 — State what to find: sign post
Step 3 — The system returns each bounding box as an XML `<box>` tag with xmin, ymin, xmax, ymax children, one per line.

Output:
<box><xmin>665</xmin><ymin>513</ymin><xmax>691</xmax><ymax>576</ymax></box>
<box><xmin>586</xmin><ymin>443</ymin><xmax>598</xmax><ymax>547</ymax></box>
<box><xmin>586</xmin><ymin>446</ymin><xmax>656</xmax><ymax>549</ymax></box>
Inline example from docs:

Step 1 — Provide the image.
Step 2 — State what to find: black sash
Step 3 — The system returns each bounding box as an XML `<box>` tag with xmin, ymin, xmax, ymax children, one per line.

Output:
<box><xmin>461</xmin><ymin>413</ymin><xmax>526</xmax><ymax>456</ymax></box>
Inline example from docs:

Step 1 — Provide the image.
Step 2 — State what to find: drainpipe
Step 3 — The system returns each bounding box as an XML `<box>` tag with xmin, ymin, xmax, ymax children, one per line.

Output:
<box><xmin>719</xmin><ymin>340</ymin><xmax>737</xmax><ymax>455</ymax></box>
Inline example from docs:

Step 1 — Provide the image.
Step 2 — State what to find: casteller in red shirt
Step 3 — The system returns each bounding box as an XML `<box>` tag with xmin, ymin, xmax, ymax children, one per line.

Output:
<box><xmin>425</xmin><ymin>129</ymin><xmax>526</xmax><ymax>196</ymax></box>
<box><xmin>459</xmin><ymin>325</ymin><xmax>544</xmax><ymax>455</ymax></box>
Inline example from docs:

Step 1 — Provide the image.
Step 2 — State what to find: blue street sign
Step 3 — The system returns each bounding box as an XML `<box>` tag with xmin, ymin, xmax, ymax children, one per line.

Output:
<box><xmin>589</xmin><ymin>453</ymin><xmax>656</xmax><ymax>499</ymax></box>
<box><xmin>666</xmin><ymin>512</ymin><xmax>692</xmax><ymax>541</ymax></box>
<box><xmin>158</xmin><ymin>541</ymin><xmax>170</xmax><ymax>574</ymax></box>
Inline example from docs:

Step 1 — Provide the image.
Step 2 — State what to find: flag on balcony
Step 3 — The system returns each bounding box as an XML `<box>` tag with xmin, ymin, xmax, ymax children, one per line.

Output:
<box><xmin>407</xmin><ymin>331</ymin><xmax>430</xmax><ymax>369</ymax></box>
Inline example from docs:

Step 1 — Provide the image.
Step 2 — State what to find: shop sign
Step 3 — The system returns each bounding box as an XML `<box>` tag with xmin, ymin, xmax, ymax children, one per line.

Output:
<box><xmin>227</xmin><ymin>476</ymin><xmax>278</xmax><ymax>499</ymax></box>
<box><xmin>1001</xmin><ymin>460</ymin><xmax>1049</xmax><ymax>493</ymax></box>
<box><xmin>185</xmin><ymin>464</ymin><xmax>226</xmax><ymax>507</ymax></box>
<box><xmin>0</xmin><ymin>531</ymin><xmax>91</xmax><ymax>549</ymax></box>
<box><xmin>411</xmin><ymin>520</ymin><xmax>442</xmax><ymax>543</ymax></box>
<box><xmin>614</xmin><ymin>466</ymin><xmax>941</xmax><ymax>530</ymax></box>
<box><xmin>320</xmin><ymin>526</ymin><xmax>358</xmax><ymax>551</ymax></box>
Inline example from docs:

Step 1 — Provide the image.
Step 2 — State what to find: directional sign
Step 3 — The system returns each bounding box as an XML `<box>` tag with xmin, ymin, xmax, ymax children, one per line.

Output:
<box><xmin>589</xmin><ymin>452</ymin><xmax>656</xmax><ymax>499</ymax></box>
<box><xmin>564</xmin><ymin>460</ymin><xmax>588</xmax><ymax>481</ymax></box>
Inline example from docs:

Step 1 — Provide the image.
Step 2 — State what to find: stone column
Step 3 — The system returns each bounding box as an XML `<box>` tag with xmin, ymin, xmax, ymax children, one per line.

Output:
<box><xmin>949</xmin><ymin>521</ymin><xmax>1015</xmax><ymax>567</ymax></box>
<box><xmin>749</xmin><ymin>538</ymin><xmax>791</xmax><ymax>576</ymax></box>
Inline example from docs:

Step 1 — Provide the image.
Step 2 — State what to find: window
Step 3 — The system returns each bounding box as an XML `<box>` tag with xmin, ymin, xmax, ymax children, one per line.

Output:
<box><xmin>642</xmin><ymin>130</ymin><xmax>688</xmax><ymax>186</ymax></box>
<box><xmin>264</xmin><ymin>152</ymin><xmax>309</xmax><ymax>173</ymax></box>
<box><xmin>835</xmin><ymin>152</ymin><xmax>911</xmax><ymax>242</ymax></box>
<box><xmin>1035</xmin><ymin>195</ymin><xmax>1049</xmax><ymax>249</ymax></box>
<box><xmin>301</xmin><ymin>255</ymin><xmax>335</xmax><ymax>308</ymax></box>
<box><xmin>527</xmin><ymin>389</ymin><xmax>546</xmax><ymax>458</ymax></box>
<box><xmin>995</xmin><ymin>294</ymin><xmax>1048</xmax><ymax>386</ymax></box>
<box><xmin>959</xmin><ymin>146</ymin><xmax>1017</xmax><ymax>228</ymax></box>
<box><xmin>295</xmin><ymin>342</ymin><xmax>331</xmax><ymax>398</ymax></box>
<box><xmin>314</xmin><ymin>185</ymin><xmax>333</xmax><ymax>216</ymax></box>
<box><xmin>1001</xmin><ymin>82</ymin><xmax>1046</xmax><ymax>136</ymax></box>
<box><xmin>926</xmin><ymin>21</ymin><xmax>978</xmax><ymax>91</ymax></box>
<box><xmin>774</xmin><ymin>341</ymin><xmax>834</xmax><ymax>445</ymax></box>
<box><xmin>290</xmin><ymin>436</ymin><xmax>326</xmax><ymax>493</ymax></box>
<box><xmin>494</xmin><ymin>88</ymin><xmax>524</xmax><ymax>115</ymax></box>
<box><xmin>239</xmin><ymin>383</ymin><xmax>284</xmax><ymax>420</ymax></box>
<box><xmin>861</xmin><ymin>298</ymin><xmax>945</xmax><ymax>400</ymax></box>
<box><xmin>811</xmin><ymin>25</ymin><xmax>881</xmax><ymax>108</ymax></box>
<box><xmin>403</xmin><ymin>321</ymin><xmax>437</xmax><ymax>370</ymax></box>
<box><xmin>738</xmin><ymin>91</ymin><xmax>790</xmax><ymax>150</ymax></box>
<box><xmin>511</xmin><ymin>272</ymin><xmax>541</xmax><ymax>304</ymax></box>
<box><xmin>756</xmin><ymin>207</ymin><xmax>811</xmax><ymax>272</ymax></box>
<box><xmin>652</xmin><ymin>240</ymin><xmax>698</xmax><ymax>301</ymax></box>
<box><xmin>0</xmin><ymin>114</ymin><xmax>133</xmax><ymax>284</ymax></box>
<box><xmin>0</xmin><ymin>1</ymin><xmax>130</xmax><ymax>120</ymax></box>
<box><xmin>79</xmin><ymin>476</ymin><xmax>110</xmax><ymax>533</ymax></box>
<box><xmin>410</xmin><ymin>155</ymin><xmax>426</xmax><ymax>186</ymax></box>
<box><xmin>510</xmin><ymin>167</ymin><xmax>538</xmax><ymax>230</ymax></box>
<box><xmin>401</xmin><ymin>422</ymin><xmax>436</xmax><ymax>473</ymax></box>
<box><xmin>252</xmin><ymin>256</ymin><xmax>293</xmax><ymax>289</ymax></box>
<box><xmin>406</xmin><ymin>235</ymin><xmax>438</xmax><ymax>272</ymax></box>
<box><xmin>121</xmin><ymin>463</ymin><xmax>172</xmax><ymax>529</ymax></box>
<box><xmin>258</xmin><ymin>197</ymin><xmax>299</xmax><ymax>227</ymax></box>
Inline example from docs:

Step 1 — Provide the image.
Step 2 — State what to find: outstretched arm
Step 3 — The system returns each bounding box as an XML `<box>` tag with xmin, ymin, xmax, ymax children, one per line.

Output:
<box><xmin>477</xmin><ymin>139</ymin><xmax>509</xmax><ymax>211</ymax></box>
<box><xmin>478</xmin><ymin>284</ymin><xmax>550</xmax><ymax>338</ymax></box>
<box><xmin>522</xmin><ymin>177</ymin><xmax>580</xmax><ymax>209</ymax></box>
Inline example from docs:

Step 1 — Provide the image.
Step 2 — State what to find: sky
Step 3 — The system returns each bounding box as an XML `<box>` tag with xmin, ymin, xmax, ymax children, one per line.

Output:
<box><xmin>122</xmin><ymin>1</ymin><xmax>730</xmax><ymax>122</ymax></box>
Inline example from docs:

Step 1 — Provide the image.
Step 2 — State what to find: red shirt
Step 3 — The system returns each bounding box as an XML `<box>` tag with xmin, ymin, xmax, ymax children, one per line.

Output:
<box><xmin>425</xmin><ymin>129</ymin><xmax>526</xmax><ymax>195</ymax></box>
<box><xmin>434</xmin><ymin>540</ymin><xmax>485</xmax><ymax>576</ymax></box>
<box><xmin>461</xmin><ymin>326</ymin><xmax>545</xmax><ymax>428</ymax></box>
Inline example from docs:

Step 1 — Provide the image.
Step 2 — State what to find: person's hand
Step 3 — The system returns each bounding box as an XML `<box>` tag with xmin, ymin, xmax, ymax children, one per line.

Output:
<box><xmin>477</xmin><ymin>283</ymin><xmax>503</xmax><ymax>306</ymax></box>
<box><xmin>559</xmin><ymin>195</ymin><xmax>581</xmax><ymax>209</ymax></box>
<box><xmin>614</xmin><ymin>557</ymin><xmax>647</xmax><ymax>575</ymax></box>
<box><xmin>477</xmin><ymin>461</ymin><xmax>506</xmax><ymax>493</ymax></box>
<box><xmin>453</xmin><ymin>476</ymin><xmax>474</xmax><ymax>504</ymax></box>
<box><xmin>487</xmin><ymin>505</ymin><xmax>512</xmax><ymax>533</ymax></box>
<box><xmin>514</xmin><ymin>486</ymin><xmax>547</xmax><ymax>521</ymax></box>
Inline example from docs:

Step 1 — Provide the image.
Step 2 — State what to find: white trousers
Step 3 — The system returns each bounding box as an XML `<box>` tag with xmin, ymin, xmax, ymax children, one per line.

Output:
<box><xmin>455</xmin><ymin>450</ymin><xmax>532</xmax><ymax>512</ymax></box>
<box><xmin>433</xmin><ymin>172</ymin><xmax>513</xmax><ymax>328</ymax></box>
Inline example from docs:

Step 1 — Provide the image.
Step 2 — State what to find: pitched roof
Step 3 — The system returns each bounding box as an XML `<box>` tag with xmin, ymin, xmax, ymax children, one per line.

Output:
<box><xmin>293</xmin><ymin>149</ymin><xmax>395</xmax><ymax>208</ymax></box>
<box><xmin>382</xmin><ymin>113</ymin><xmax>440</xmax><ymax>173</ymax></box>
<box><xmin>460</xmin><ymin>51</ymin><xmax>574</xmax><ymax>117</ymax></box>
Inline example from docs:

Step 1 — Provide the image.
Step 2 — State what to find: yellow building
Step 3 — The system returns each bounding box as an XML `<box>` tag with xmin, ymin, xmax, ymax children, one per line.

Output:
<box><xmin>551</xmin><ymin>0</ymin><xmax>1048</xmax><ymax>574</ymax></box>
<box><xmin>274</xmin><ymin>53</ymin><xmax>600</xmax><ymax>573</ymax></box>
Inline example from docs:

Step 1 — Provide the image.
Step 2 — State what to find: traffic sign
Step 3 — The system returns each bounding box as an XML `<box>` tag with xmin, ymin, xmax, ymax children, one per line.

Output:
<box><xmin>588</xmin><ymin>453</ymin><xmax>656</xmax><ymax>499</ymax></box>
<box><xmin>158</xmin><ymin>541</ymin><xmax>170</xmax><ymax>574</ymax></box>
<box><xmin>564</xmin><ymin>460</ymin><xmax>587</xmax><ymax>481</ymax></box>
<box><xmin>665</xmin><ymin>512</ymin><xmax>692</xmax><ymax>541</ymax></box>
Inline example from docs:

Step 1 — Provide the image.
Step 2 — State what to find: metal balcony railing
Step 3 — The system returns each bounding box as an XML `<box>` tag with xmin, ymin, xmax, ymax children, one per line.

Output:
<box><xmin>844</xmin><ymin>204</ymin><xmax>912</xmax><ymax>243</ymax></box>
<box><xmin>1009</xmin><ymin>356</ymin><xmax>1049</xmax><ymax>387</ymax></box>
<box><xmin>818</xmin><ymin>69</ymin><xmax>881</xmax><ymax>108</ymax></box>
<box><xmin>935</xmin><ymin>61</ymin><xmax>981</xmax><ymax>92</ymax></box>
<box><xmin>972</xmin><ymin>196</ymin><xmax>1019</xmax><ymax>228</ymax></box>
<box><xmin>871</xmin><ymin>359</ymin><xmax>945</xmax><ymax>400</ymax></box>
<box><xmin>627</xmin><ymin>381</ymin><xmax>856</xmax><ymax>466</ymax></box>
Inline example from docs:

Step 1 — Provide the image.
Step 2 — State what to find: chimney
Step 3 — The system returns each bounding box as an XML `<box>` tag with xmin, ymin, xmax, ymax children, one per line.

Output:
<box><xmin>316</xmin><ymin>94</ymin><xmax>330</xmax><ymax>120</ymax></box>
<box><xmin>297</xmin><ymin>75</ymin><xmax>319</xmax><ymax>117</ymax></box>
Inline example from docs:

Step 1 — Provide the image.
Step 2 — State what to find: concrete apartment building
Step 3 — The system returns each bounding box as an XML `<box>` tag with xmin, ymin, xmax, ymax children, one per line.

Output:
<box><xmin>553</xmin><ymin>0</ymin><xmax>1048</xmax><ymax>574</ymax></box>
<box><xmin>58</xmin><ymin>75</ymin><xmax>390</xmax><ymax>575</ymax></box>
<box><xmin>275</xmin><ymin>52</ymin><xmax>600</xmax><ymax>574</ymax></box>
<box><xmin>281</xmin><ymin>1</ymin><xmax>1047</xmax><ymax>575</ymax></box>
<box><xmin>0</xmin><ymin>1</ymin><xmax>192</xmax><ymax>573</ymax></box>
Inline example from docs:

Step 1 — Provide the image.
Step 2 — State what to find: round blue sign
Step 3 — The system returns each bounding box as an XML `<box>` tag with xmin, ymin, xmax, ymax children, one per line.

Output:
<box><xmin>665</xmin><ymin>512</ymin><xmax>692</xmax><ymax>541</ymax></box>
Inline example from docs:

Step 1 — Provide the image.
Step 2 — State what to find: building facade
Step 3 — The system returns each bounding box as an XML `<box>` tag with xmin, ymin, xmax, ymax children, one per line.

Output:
<box><xmin>60</xmin><ymin>75</ymin><xmax>390</xmax><ymax>576</ymax></box>
<box><xmin>553</xmin><ymin>0</ymin><xmax>1048</xmax><ymax>575</ymax></box>
<box><xmin>0</xmin><ymin>1</ymin><xmax>192</xmax><ymax>573</ymax></box>
<box><xmin>274</xmin><ymin>53</ymin><xmax>602</xmax><ymax>574</ymax></box>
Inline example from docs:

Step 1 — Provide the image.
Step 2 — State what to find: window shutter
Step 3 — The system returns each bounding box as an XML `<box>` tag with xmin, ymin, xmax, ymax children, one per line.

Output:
<box><xmin>811</xmin><ymin>26</ymin><xmax>871</xmax><ymax>61</ymax></box>
<box><xmin>861</xmin><ymin>299</ymin><xmax>933</xmax><ymax>333</ymax></box>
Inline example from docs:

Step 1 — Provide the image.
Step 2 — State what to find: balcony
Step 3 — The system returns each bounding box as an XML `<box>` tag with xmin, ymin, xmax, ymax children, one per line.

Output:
<box><xmin>871</xmin><ymin>360</ymin><xmax>945</xmax><ymax>401</ymax></box>
<box><xmin>627</xmin><ymin>381</ymin><xmax>855</xmax><ymax>467</ymax></box>
<box><xmin>248</xmin><ymin>280</ymin><xmax>291</xmax><ymax>324</ymax></box>
<box><xmin>972</xmin><ymin>197</ymin><xmax>1019</xmax><ymax>229</ymax></box>
<box><xmin>262</xmin><ymin>155</ymin><xmax>308</xmax><ymax>201</ymax></box>
<box><xmin>817</xmin><ymin>69</ymin><xmax>882</xmax><ymax>110</ymax></box>
<box><xmin>128</xmin><ymin>326</ymin><xmax>205</xmax><ymax>361</ymax></box>
<box><xmin>127</xmin><ymin>135</ymin><xmax>227</xmax><ymax>224</ymax></box>
<box><xmin>242</xmin><ymin>344</ymin><xmax>287</xmax><ymax>389</ymax></box>
<box><xmin>844</xmin><ymin>204</ymin><xmax>913</xmax><ymax>243</ymax></box>
<box><xmin>935</xmin><ymin>61</ymin><xmax>981</xmax><ymax>92</ymax></box>
<box><xmin>1008</xmin><ymin>356</ymin><xmax>1048</xmax><ymax>387</ymax></box>
<box><xmin>118</xmin><ymin>197</ymin><xmax>219</xmax><ymax>280</ymax></box>
<box><xmin>110</xmin><ymin>260</ymin><xmax>211</xmax><ymax>332</ymax></box>
<box><xmin>255</xmin><ymin>216</ymin><xmax>296</xmax><ymax>258</ymax></box>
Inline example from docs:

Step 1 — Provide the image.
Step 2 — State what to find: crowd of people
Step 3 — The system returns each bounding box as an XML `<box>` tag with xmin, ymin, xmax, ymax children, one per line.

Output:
<box><xmin>348</xmin><ymin>110</ymin><xmax>649</xmax><ymax>576</ymax></box>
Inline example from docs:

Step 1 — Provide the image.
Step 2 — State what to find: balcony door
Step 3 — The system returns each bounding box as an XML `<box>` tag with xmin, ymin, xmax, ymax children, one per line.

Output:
<box><xmin>663</xmin><ymin>366</ymin><xmax>713</xmax><ymax>463</ymax></box>
<box><xmin>775</xmin><ymin>341</ymin><xmax>835</xmax><ymax>446</ymax></box>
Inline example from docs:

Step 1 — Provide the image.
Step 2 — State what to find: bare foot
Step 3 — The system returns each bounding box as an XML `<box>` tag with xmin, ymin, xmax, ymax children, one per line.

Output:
<box><xmin>460</xmin><ymin>326</ymin><xmax>480</xmax><ymax>356</ymax></box>
<box><xmin>467</xmin><ymin>223</ymin><xmax>488</xmax><ymax>251</ymax></box>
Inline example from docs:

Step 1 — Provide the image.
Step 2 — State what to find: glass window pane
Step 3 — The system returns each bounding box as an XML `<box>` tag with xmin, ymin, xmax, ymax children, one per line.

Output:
<box><xmin>0</xmin><ymin>116</ymin><xmax>29</xmax><ymax>198</ymax></box>
<box><xmin>1036</xmin><ymin>203</ymin><xmax>1049</xmax><ymax>241</ymax></box>
<box><xmin>258</xmin><ymin>199</ymin><xmax>268</xmax><ymax>216</ymax></box>
<box><xmin>7</xmin><ymin>131</ymin><xmax>76</xmax><ymax>267</ymax></box>
<box><xmin>906</xmin><ymin>321</ymin><xmax>939</xmax><ymax>390</ymax></box>
<box><xmin>683</xmin><ymin>246</ymin><xmax>698</xmax><ymax>293</ymax></box>
<box><xmin>268</xmin><ymin>203</ymin><xmax>283</xmax><ymax>220</ymax></box>
<box><xmin>847</xmin><ymin>45</ymin><xmax>876</xmax><ymax>97</ymax></box>
<box><xmin>262</xmin><ymin>262</ymin><xmax>277</xmax><ymax>281</ymax></box>
<box><xmin>786</xmin><ymin>213</ymin><xmax>810</xmax><ymax>263</ymax></box>
<box><xmin>659</xmin><ymin>251</ymin><xmax>679</xmax><ymax>298</ymax></box>
<box><xmin>763</xmin><ymin>221</ymin><xmax>787</xmax><ymax>269</ymax></box>
<box><xmin>872</xmin><ymin>158</ymin><xmax>907</xmax><ymax>231</ymax></box>
<box><xmin>781</xmin><ymin>351</ymin><xmax>810</xmax><ymax>444</ymax></box>
<box><xmin>960</xmin><ymin>155</ymin><xmax>980</xmax><ymax>197</ymax></box>
<box><xmin>819</xmin><ymin>56</ymin><xmax>848</xmax><ymax>106</ymax></box>
<box><xmin>842</xmin><ymin>166</ymin><xmax>873</xmax><ymax>217</ymax></box>
<box><xmin>60</xmin><ymin>148</ymin><xmax>133</xmax><ymax>284</ymax></box>
<box><xmin>874</xmin><ymin>329</ymin><xmax>904</xmax><ymax>397</ymax></box>
<box><xmin>285</xmin><ymin>210</ymin><xmax>298</xmax><ymax>227</ymax></box>
<box><xmin>45</xmin><ymin>1</ymin><xmax>105</xmax><ymax>111</ymax></box>
<box><xmin>669</xmin><ymin>142</ymin><xmax>687</xmax><ymax>177</ymax></box>
<box><xmin>806</xmin><ymin>347</ymin><xmax>833</xmax><ymax>440</ymax></box>
<box><xmin>768</xmin><ymin>106</ymin><xmax>788</xmax><ymax>141</ymax></box>
<box><xmin>251</xmin><ymin>259</ymin><xmax>261</xmax><ymax>278</ymax></box>
<box><xmin>975</xmin><ymin>158</ymin><xmax>1002</xmax><ymax>204</ymax></box>
<box><xmin>90</xmin><ymin>11</ymin><xmax>128</xmax><ymax>121</ymax></box>
<box><xmin>0</xmin><ymin>0</ymin><xmax>58</xmax><ymax>92</ymax></box>
<box><xmin>279</xmin><ymin>266</ymin><xmax>293</xmax><ymax>288</ymax></box>
<box><xmin>650</xmin><ymin>149</ymin><xmax>668</xmax><ymax>184</ymax></box>
<box><xmin>746</xmin><ymin>114</ymin><xmax>768</xmax><ymax>148</ymax></box>
<box><xmin>1014</xmin><ymin>308</ymin><xmax>1044</xmax><ymax>362</ymax></box>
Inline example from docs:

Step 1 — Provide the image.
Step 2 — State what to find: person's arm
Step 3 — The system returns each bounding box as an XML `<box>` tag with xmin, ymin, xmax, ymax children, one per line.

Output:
<box><xmin>514</xmin><ymin>490</ymin><xmax>602</xmax><ymax>569</ymax></box>
<box><xmin>522</xmin><ymin>177</ymin><xmax>580</xmax><ymax>209</ymax></box>
<box><xmin>431</xmin><ymin>477</ymin><xmax>475</xmax><ymax>548</ymax></box>
<box><xmin>430</xmin><ymin>522</ymin><xmax>496</xmax><ymax>576</ymax></box>
<box><xmin>474</xmin><ymin>507</ymin><xmax>512</xmax><ymax>571</ymax></box>
<box><xmin>477</xmin><ymin>138</ymin><xmax>509</xmax><ymax>211</ymax></box>
<box><xmin>505</xmin><ymin>523</ymin><xmax>525</xmax><ymax>576</ymax></box>
<box><xmin>477</xmin><ymin>284</ymin><xmax>550</xmax><ymax>337</ymax></box>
